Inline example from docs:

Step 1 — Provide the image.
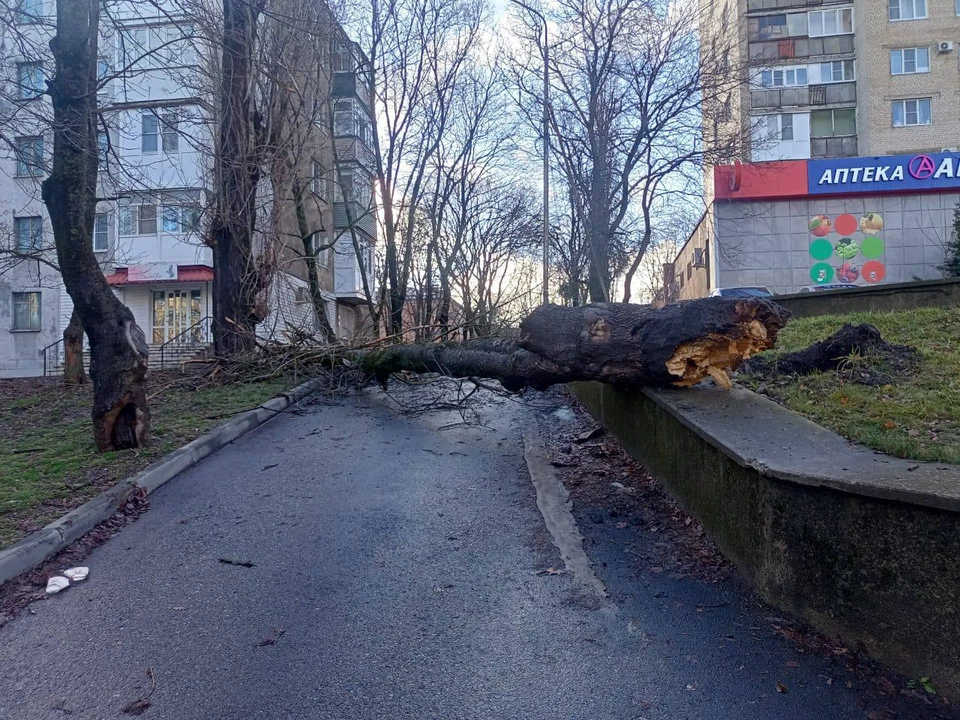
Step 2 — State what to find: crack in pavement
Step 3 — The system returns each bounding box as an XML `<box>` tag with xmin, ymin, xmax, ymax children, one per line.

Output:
<box><xmin>523</xmin><ymin>426</ymin><xmax>610</xmax><ymax>605</ymax></box>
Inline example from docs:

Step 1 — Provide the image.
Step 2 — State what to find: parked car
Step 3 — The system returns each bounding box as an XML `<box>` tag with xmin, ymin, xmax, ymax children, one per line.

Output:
<box><xmin>797</xmin><ymin>284</ymin><xmax>855</xmax><ymax>293</ymax></box>
<box><xmin>708</xmin><ymin>286</ymin><xmax>773</xmax><ymax>299</ymax></box>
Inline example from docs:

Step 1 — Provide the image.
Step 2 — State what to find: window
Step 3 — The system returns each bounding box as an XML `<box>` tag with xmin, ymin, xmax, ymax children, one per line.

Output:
<box><xmin>97</xmin><ymin>58</ymin><xmax>110</xmax><ymax>82</ymax></box>
<box><xmin>15</xmin><ymin>0</ymin><xmax>42</xmax><ymax>24</ymax></box>
<box><xmin>957</xmin><ymin>0</ymin><xmax>960</xmax><ymax>15</ymax></box>
<box><xmin>333</xmin><ymin>42</ymin><xmax>354</xmax><ymax>72</ymax></box>
<box><xmin>819</xmin><ymin>60</ymin><xmax>855</xmax><ymax>83</ymax></box>
<box><xmin>161</xmin><ymin>205</ymin><xmax>200</xmax><ymax>234</ymax></box>
<box><xmin>892</xmin><ymin>98</ymin><xmax>932</xmax><ymax>126</ymax></box>
<box><xmin>808</xmin><ymin>8</ymin><xmax>853</xmax><ymax>37</ymax></box>
<box><xmin>12</xmin><ymin>291</ymin><xmax>41</xmax><ymax>330</ymax></box>
<box><xmin>161</xmin><ymin>192</ymin><xmax>201</xmax><ymax>234</ymax></box>
<box><xmin>780</xmin><ymin>114</ymin><xmax>794</xmax><ymax>140</ymax></box>
<box><xmin>92</xmin><ymin>213</ymin><xmax>109</xmax><ymax>251</ymax></box>
<box><xmin>121</xmin><ymin>24</ymin><xmax>195</xmax><ymax>69</ymax></box>
<box><xmin>98</xmin><ymin>132</ymin><xmax>109</xmax><ymax>164</ymax></box>
<box><xmin>811</xmin><ymin>108</ymin><xmax>856</xmax><ymax>137</ymax></box>
<box><xmin>161</xmin><ymin>113</ymin><xmax>179</xmax><ymax>153</ymax></box>
<box><xmin>759</xmin><ymin>66</ymin><xmax>807</xmax><ymax>88</ymax></box>
<box><xmin>890</xmin><ymin>47</ymin><xmax>930</xmax><ymax>74</ymax></box>
<box><xmin>334</xmin><ymin>99</ymin><xmax>372</xmax><ymax>145</ymax></box>
<box><xmin>752</xmin><ymin>14</ymin><xmax>787</xmax><ymax>40</ymax></box>
<box><xmin>315</xmin><ymin>236</ymin><xmax>332</xmax><ymax>267</ymax></box>
<box><xmin>14</xmin><ymin>136</ymin><xmax>43</xmax><ymax>177</ymax></box>
<box><xmin>312</xmin><ymin>161</ymin><xmax>327</xmax><ymax>198</ymax></box>
<box><xmin>119</xmin><ymin>204</ymin><xmax>158</xmax><ymax>235</ymax></box>
<box><xmin>764</xmin><ymin>114</ymin><xmax>795</xmax><ymax>142</ymax></box>
<box><xmin>142</xmin><ymin>114</ymin><xmax>158</xmax><ymax>153</ymax></box>
<box><xmin>889</xmin><ymin>0</ymin><xmax>927</xmax><ymax>20</ymax></box>
<box><xmin>14</xmin><ymin>216</ymin><xmax>42</xmax><ymax>252</ymax></box>
<box><xmin>16</xmin><ymin>62</ymin><xmax>44</xmax><ymax>100</ymax></box>
<box><xmin>334</xmin><ymin>166</ymin><xmax>372</xmax><ymax>208</ymax></box>
<box><xmin>165</xmin><ymin>25</ymin><xmax>196</xmax><ymax>65</ymax></box>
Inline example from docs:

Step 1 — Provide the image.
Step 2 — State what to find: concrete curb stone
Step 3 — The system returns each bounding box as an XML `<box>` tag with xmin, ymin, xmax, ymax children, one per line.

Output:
<box><xmin>0</xmin><ymin>378</ymin><xmax>321</xmax><ymax>586</ymax></box>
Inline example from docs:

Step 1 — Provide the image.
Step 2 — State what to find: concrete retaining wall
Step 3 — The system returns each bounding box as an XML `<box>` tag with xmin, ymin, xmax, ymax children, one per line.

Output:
<box><xmin>774</xmin><ymin>277</ymin><xmax>960</xmax><ymax>318</ymax></box>
<box><xmin>573</xmin><ymin>382</ymin><xmax>960</xmax><ymax>698</ymax></box>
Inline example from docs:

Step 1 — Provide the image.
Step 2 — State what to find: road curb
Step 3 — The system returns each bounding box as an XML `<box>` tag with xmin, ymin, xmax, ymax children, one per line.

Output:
<box><xmin>0</xmin><ymin>378</ymin><xmax>321</xmax><ymax>586</ymax></box>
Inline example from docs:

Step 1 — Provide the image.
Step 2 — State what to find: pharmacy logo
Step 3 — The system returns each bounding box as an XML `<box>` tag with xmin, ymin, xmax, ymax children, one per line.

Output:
<box><xmin>908</xmin><ymin>154</ymin><xmax>936</xmax><ymax>180</ymax></box>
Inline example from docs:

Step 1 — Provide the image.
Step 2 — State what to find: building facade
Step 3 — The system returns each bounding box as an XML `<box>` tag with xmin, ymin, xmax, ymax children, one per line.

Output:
<box><xmin>0</xmin><ymin>0</ymin><xmax>376</xmax><ymax>378</ymax></box>
<box><xmin>665</xmin><ymin>152</ymin><xmax>960</xmax><ymax>301</ymax></box>
<box><xmin>670</xmin><ymin>0</ymin><xmax>960</xmax><ymax>301</ymax></box>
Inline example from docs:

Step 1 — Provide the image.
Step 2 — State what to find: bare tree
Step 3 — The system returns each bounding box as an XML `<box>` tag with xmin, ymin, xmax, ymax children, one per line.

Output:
<box><xmin>42</xmin><ymin>0</ymin><xmax>151</xmax><ymax>449</ymax></box>
<box><xmin>511</xmin><ymin>0</ymin><xmax>744</xmax><ymax>304</ymax></box>
<box><xmin>364</xmin><ymin>0</ymin><xmax>486</xmax><ymax>335</ymax></box>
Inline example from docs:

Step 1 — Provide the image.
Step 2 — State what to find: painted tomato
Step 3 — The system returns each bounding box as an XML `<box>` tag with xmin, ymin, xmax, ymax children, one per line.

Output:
<box><xmin>809</xmin><ymin>215</ymin><xmax>832</xmax><ymax>236</ymax></box>
<box><xmin>837</xmin><ymin>263</ymin><xmax>860</xmax><ymax>284</ymax></box>
<box><xmin>860</xmin><ymin>212</ymin><xmax>884</xmax><ymax>235</ymax></box>
<box><xmin>834</xmin><ymin>237</ymin><xmax>859</xmax><ymax>260</ymax></box>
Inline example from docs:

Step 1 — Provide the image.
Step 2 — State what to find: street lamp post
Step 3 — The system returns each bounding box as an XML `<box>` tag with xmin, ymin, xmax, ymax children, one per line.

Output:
<box><xmin>510</xmin><ymin>0</ymin><xmax>550</xmax><ymax>305</ymax></box>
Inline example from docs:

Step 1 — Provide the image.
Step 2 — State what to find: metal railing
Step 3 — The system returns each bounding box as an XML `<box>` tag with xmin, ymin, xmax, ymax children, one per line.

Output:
<box><xmin>158</xmin><ymin>316</ymin><xmax>212</xmax><ymax>369</ymax></box>
<box><xmin>41</xmin><ymin>337</ymin><xmax>66</xmax><ymax>377</ymax></box>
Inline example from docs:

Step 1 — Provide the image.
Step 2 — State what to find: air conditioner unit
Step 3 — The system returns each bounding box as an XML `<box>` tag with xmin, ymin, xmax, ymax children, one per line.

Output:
<box><xmin>937</xmin><ymin>40</ymin><xmax>954</xmax><ymax>54</ymax></box>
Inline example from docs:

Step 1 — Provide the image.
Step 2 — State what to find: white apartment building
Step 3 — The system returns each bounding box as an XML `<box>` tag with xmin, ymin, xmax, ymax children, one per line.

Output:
<box><xmin>0</xmin><ymin>0</ymin><xmax>376</xmax><ymax>377</ymax></box>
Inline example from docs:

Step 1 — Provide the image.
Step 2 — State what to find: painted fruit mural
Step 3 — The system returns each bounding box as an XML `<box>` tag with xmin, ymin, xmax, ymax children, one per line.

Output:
<box><xmin>860</xmin><ymin>213</ymin><xmax>884</xmax><ymax>235</ymax></box>
<box><xmin>809</xmin><ymin>215</ymin><xmax>832</xmax><ymax>237</ymax></box>
<box><xmin>807</xmin><ymin>212</ymin><xmax>886</xmax><ymax>289</ymax></box>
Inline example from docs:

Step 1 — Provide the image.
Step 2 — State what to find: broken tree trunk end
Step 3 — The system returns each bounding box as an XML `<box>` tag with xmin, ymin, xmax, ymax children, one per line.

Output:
<box><xmin>362</xmin><ymin>298</ymin><xmax>789</xmax><ymax>392</ymax></box>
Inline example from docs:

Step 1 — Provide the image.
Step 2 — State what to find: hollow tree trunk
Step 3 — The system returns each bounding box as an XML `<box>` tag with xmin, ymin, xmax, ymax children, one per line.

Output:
<box><xmin>62</xmin><ymin>307</ymin><xmax>86</xmax><ymax>385</ymax></box>
<box><xmin>362</xmin><ymin>297</ymin><xmax>789</xmax><ymax>392</ymax></box>
<box><xmin>42</xmin><ymin>0</ymin><xmax>150</xmax><ymax>450</ymax></box>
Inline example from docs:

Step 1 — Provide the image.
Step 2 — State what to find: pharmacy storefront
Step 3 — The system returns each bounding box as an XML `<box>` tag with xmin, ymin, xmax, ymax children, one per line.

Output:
<box><xmin>709</xmin><ymin>152</ymin><xmax>959</xmax><ymax>294</ymax></box>
<box><xmin>105</xmin><ymin>263</ymin><xmax>213</xmax><ymax>346</ymax></box>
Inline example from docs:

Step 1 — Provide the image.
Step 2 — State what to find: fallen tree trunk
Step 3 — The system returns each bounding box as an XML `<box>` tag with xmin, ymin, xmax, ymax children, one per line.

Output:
<box><xmin>361</xmin><ymin>298</ymin><xmax>789</xmax><ymax>391</ymax></box>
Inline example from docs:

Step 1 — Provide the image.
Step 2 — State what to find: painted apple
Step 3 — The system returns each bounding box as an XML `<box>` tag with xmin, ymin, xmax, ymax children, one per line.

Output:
<box><xmin>837</xmin><ymin>263</ymin><xmax>860</xmax><ymax>284</ymax></box>
<box><xmin>860</xmin><ymin>212</ymin><xmax>884</xmax><ymax>235</ymax></box>
<box><xmin>835</xmin><ymin>237</ymin><xmax>859</xmax><ymax>260</ymax></box>
<box><xmin>809</xmin><ymin>215</ymin><xmax>832</xmax><ymax>236</ymax></box>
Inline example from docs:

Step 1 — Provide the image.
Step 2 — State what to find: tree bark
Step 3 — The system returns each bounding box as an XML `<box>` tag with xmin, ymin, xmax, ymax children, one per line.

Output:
<box><xmin>362</xmin><ymin>297</ymin><xmax>789</xmax><ymax>392</ymax></box>
<box><xmin>210</xmin><ymin>0</ymin><xmax>266</xmax><ymax>357</ymax></box>
<box><xmin>62</xmin><ymin>307</ymin><xmax>86</xmax><ymax>385</ymax></box>
<box><xmin>42</xmin><ymin>0</ymin><xmax>150</xmax><ymax>450</ymax></box>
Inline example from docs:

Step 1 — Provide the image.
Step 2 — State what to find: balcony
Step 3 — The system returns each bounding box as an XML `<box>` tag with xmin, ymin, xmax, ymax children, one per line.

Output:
<box><xmin>751</xmin><ymin>81</ymin><xmax>855</xmax><ymax>109</ymax></box>
<box><xmin>333</xmin><ymin>234</ymin><xmax>374</xmax><ymax>304</ymax></box>
<box><xmin>334</xmin><ymin>201</ymin><xmax>376</xmax><ymax>239</ymax></box>
<box><xmin>332</xmin><ymin>71</ymin><xmax>371</xmax><ymax>107</ymax></box>
<box><xmin>811</xmin><ymin>135</ymin><xmax>857</xmax><ymax>158</ymax></box>
<box><xmin>749</xmin><ymin>34</ymin><xmax>855</xmax><ymax>61</ymax></box>
<box><xmin>335</xmin><ymin>137</ymin><xmax>376</xmax><ymax>173</ymax></box>
<box><xmin>747</xmin><ymin>0</ymin><xmax>838</xmax><ymax>12</ymax></box>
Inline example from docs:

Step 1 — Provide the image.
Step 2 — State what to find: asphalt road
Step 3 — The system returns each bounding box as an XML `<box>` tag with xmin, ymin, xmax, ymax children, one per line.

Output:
<box><xmin>0</xmin><ymin>389</ymin><xmax>943</xmax><ymax>719</ymax></box>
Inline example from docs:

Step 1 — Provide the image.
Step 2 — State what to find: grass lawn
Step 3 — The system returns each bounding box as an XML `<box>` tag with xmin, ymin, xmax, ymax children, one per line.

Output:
<box><xmin>741</xmin><ymin>306</ymin><xmax>960</xmax><ymax>465</ymax></box>
<box><xmin>0</xmin><ymin>372</ymin><xmax>294</xmax><ymax>549</ymax></box>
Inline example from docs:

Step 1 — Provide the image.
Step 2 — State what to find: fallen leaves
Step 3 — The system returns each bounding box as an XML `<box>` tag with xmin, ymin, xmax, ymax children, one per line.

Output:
<box><xmin>775</xmin><ymin>681</ymin><xmax>788</xmax><ymax>694</ymax></box>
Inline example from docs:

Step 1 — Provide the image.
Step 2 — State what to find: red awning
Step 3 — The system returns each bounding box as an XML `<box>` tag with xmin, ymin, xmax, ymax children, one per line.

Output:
<box><xmin>105</xmin><ymin>265</ymin><xmax>214</xmax><ymax>286</ymax></box>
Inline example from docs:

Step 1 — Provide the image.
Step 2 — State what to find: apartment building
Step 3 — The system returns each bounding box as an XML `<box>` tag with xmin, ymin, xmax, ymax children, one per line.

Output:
<box><xmin>664</xmin><ymin>0</ymin><xmax>960</xmax><ymax>302</ymax></box>
<box><xmin>0</xmin><ymin>0</ymin><xmax>376</xmax><ymax>377</ymax></box>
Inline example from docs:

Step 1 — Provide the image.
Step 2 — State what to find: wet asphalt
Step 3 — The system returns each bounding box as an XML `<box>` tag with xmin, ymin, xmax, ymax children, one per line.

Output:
<box><xmin>0</xmin><ymin>389</ymin><xmax>945</xmax><ymax>719</ymax></box>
